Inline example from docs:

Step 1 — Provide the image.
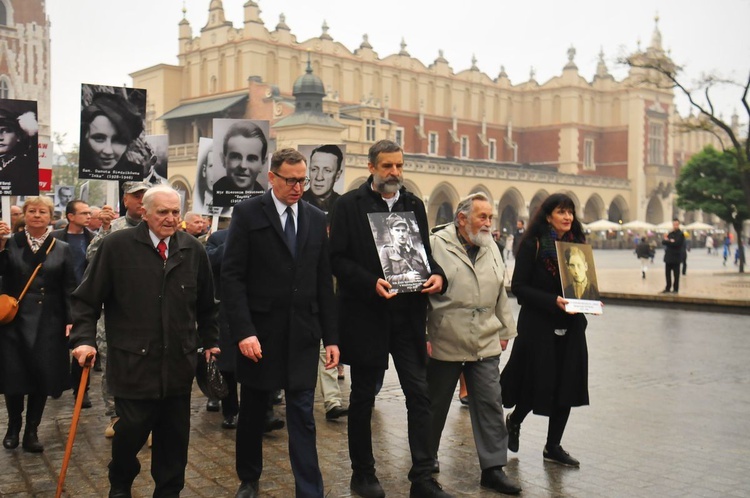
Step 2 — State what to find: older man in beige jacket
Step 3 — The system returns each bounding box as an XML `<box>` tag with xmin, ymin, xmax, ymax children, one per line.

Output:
<box><xmin>426</xmin><ymin>193</ymin><xmax>521</xmax><ymax>495</ymax></box>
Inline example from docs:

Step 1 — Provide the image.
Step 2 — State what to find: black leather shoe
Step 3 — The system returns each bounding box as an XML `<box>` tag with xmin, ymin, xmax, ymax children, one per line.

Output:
<box><xmin>222</xmin><ymin>415</ymin><xmax>238</xmax><ymax>429</ymax></box>
<box><xmin>3</xmin><ymin>426</ymin><xmax>20</xmax><ymax>449</ymax></box>
<box><xmin>235</xmin><ymin>480</ymin><xmax>259</xmax><ymax>498</ymax></box>
<box><xmin>506</xmin><ymin>413</ymin><xmax>520</xmax><ymax>453</ymax></box>
<box><xmin>409</xmin><ymin>477</ymin><xmax>453</xmax><ymax>497</ymax></box>
<box><xmin>431</xmin><ymin>458</ymin><xmax>440</xmax><ymax>474</ymax></box>
<box><xmin>263</xmin><ymin>416</ymin><xmax>285</xmax><ymax>433</ymax></box>
<box><xmin>108</xmin><ymin>487</ymin><xmax>132</xmax><ymax>498</ymax></box>
<box><xmin>206</xmin><ymin>399</ymin><xmax>221</xmax><ymax>412</ymax></box>
<box><xmin>543</xmin><ymin>444</ymin><xmax>580</xmax><ymax>467</ymax></box>
<box><xmin>74</xmin><ymin>391</ymin><xmax>92</xmax><ymax>409</ymax></box>
<box><xmin>325</xmin><ymin>405</ymin><xmax>349</xmax><ymax>420</ymax></box>
<box><xmin>480</xmin><ymin>467</ymin><xmax>522</xmax><ymax>495</ymax></box>
<box><xmin>22</xmin><ymin>429</ymin><xmax>44</xmax><ymax>453</ymax></box>
<box><xmin>350</xmin><ymin>472</ymin><xmax>385</xmax><ymax>498</ymax></box>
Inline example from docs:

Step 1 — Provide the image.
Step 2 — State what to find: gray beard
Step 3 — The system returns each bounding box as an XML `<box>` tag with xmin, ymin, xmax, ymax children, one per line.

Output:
<box><xmin>468</xmin><ymin>229</ymin><xmax>493</xmax><ymax>247</ymax></box>
<box><xmin>372</xmin><ymin>175</ymin><xmax>403</xmax><ymax>195</ymax></box>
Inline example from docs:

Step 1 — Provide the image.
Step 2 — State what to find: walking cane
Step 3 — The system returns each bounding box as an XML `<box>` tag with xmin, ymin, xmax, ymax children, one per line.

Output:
<box><xmin>56</xmin><ymin>352</ymin><xmax>95</xmax><ymax>498</ymax></box>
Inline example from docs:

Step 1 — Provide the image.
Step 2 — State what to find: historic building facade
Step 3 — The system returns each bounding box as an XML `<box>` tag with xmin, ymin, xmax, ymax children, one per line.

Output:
<box><xmin>0</xmin><ymin>0</ymin><xmax>50</xmax><ymax>168</ymax></box>
<box><xmin>132</xmin><ymin>0</ymin><xmax>725</xmax><ymax>229</ymax></box>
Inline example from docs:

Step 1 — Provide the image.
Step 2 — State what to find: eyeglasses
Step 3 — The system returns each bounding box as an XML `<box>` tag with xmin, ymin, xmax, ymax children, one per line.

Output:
<box><xmin>273</xmin><ymin>172</ymin><xmax>310</xmax><ymax>187</ymax></box>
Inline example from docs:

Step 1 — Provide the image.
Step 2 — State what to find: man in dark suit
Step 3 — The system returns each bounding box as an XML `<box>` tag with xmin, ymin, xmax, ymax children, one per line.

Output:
<box><xmin>329</xmin><ymin>139</ymin><xmax>452</xmax><ymax>498</ymax></box>
<box><xmin>70</xmin><ymin>185</ymin><xmax>219</xmax><ymax>497</ymax></box>
<box><xmin>52</xmin><ymin>199</ymin><xmax>96</xmax><ymax>408</ymax></box>
<box><xmin>661</xmin><ymin>218</ymin><xmax>685</xmax><ymax>293</ymax></box>
<box><xmin>301</xmin><ymin>144</ymin><xmax>343</xmax><ymax>213</ymax></box>
<box><xmin>562</xmin><ymin>245</ymin><xmax>600</xmax><ymax>300</ymax></box>
<box><xmin>222</xmin><ymin>148</ymin><xmax>338</xmax><ymax>498</ymax></box>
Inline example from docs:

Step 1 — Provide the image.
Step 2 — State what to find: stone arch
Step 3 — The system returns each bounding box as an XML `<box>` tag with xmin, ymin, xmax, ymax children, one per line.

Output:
<box><xmin>559</xmin><ymin>190</ymin><xmax>582</xmax><ymax>217</ymax></box>
<box><xmin>645</xmin><ymin>196</ymin><xmax>664</xmax><ymax>224</ymax></box>
<box><xmin>0</xmin><ymin>0</ymin><xmax>13</xmax><ymax>27</ymax></box>
<box><xmin>346</xmin><ymin>176</ymin><xmax>368</xmax><ymax>193</ymax></box>
<box><xmin>497</xmin><ymin>188</ymin><xmax>525</xmax><ymax>233</ymax></box>
<box><xmin>402</xmin><ymin>179</ymin><xmax>423</xmax><ymax>199</ymax></box>
<box><xmin>428</xmin><ymin>182</ymin><xmax>461</xmax><ymax>227</ymax></box>
<box><xmin>467</xmin><ymin>184</ymin><xmax>493</xmax><ymax>207</ymax></box>
<box><xmin>529</xmin><ymin>189</ymin><xmax>550</xmax><ymax>219</ymax></box>
<box><xmin>169</xmin><ymin>175</ymin><xmax>192</xmax><ymax>213</ymax></box>
<box><xmin>582</xmin><ymin>193</ymin><xmax>605</xmax><ymax>223</ymax></box>
<box><xmin>608</xmin><ymin>195</ymin><xmax>630</xmax><ymax>223</ymax></box>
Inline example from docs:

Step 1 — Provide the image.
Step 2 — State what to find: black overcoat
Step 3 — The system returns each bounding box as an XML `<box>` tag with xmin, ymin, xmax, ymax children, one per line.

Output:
<box><xmin>500</xmin><ymin>236</ymin><xmax>590</xmax><ymax>415</ymax></box>
<box><xmin>0</xmin><ymin>233</ymin><xmax>76</xmax><ymax>396</ymax></box>
<box><xmin>69</xmin><ymin>222</ymin><xmax>219</xmax><ymax>399</ymax></box>
<box><xmin>329</xmin><ymin>178</ymin><xmax>445</xmax><ymax>369</ymax></box>
<box><xmin>221</xmin><ymin>190</ymin><xmax>336</xmax><ymax>391</ymax></box>
<box><xmin>205</xmin><ymin>229</ymin><xmax>235</xmax><ymax>373</ymax></box>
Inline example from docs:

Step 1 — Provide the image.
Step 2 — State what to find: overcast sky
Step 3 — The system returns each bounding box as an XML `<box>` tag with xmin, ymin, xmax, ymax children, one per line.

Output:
<box><xmin>47</xmin><ymin>0</ymin><xmax>750</xmax><ymax>150</ymax></box>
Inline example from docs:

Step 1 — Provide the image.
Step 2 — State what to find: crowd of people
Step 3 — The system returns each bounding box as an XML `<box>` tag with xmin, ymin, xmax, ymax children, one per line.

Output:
<box><xmin>0</xmin><ymin>140</ymin><xmax>596</xmax><ymax>498</ymax></box>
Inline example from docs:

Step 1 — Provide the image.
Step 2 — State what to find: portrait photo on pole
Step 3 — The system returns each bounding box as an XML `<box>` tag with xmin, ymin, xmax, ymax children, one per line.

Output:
<box><xmin>192</xmin><ymin>137</ymin><xmax>231</xmax><ymax>216</ymax></box>
<box><xmin>368</xmin><ymin>211</ymin><xmax>431</xmax><ymax>294</ymax></box>
<box><xmin>143</xmin><ymin>134</ymin><xmax>169</xmax><ymax>186</ymax></box>
<box><xmin>78</xmin><ymin>84</ymin><xmax>148</xmax><ymax>182</ymax></box>
<box><xmin>556</xmin><ymin>241</ymin><xmax>603</xmax><ymax>314</ymax></box>
<box><xmin>298</xmin><ymin>143</ymin><xmax>346</xmax><ymax>214</ymax></box>
<box><xmin>0</xmin><ymin>98</ymin><xmax>39</xmax><ymax>196</ymax></box>
<box><xmin>211</xmin><ymin>119</ymin><xmax>269</xmax><ymax>208</ymax></box>
<box><xmin>54</xmin><ymin>185</ymin><xmax>75</xmax><ymax>215</ymax></box>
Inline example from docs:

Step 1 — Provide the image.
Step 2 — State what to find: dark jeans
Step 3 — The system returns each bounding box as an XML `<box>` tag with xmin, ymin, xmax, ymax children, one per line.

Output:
<box><xmin>236</xmin><ymin>386</ymin><xmax>323</xmax><ymax>497</ymax></box>
<box><xmin>348</xmin><ymin>313</ymin><xmax>433</xmax><ymax>483</ymax></box>
<box><xmin>110</xmin><ymin>395</ymin><xmax>191</xmax><ymax>497</ymax></box>
<box><xmin>665</xmin><ymin>262</ymin><xmax>680</xmax><ymax>291</ymax></box>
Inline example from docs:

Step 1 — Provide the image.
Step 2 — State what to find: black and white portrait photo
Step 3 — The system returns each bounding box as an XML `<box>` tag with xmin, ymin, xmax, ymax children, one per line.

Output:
<box><xmin>298</xmin><ymin>143</ymin><xmax>346</xmax><ymax>214</ymax></box>
<box><xmin>367</xmin><ymin>211</ymin><xmax>431</xmax><ymax>294</ymax></box>
<box><xmin>556</xmin><ymin>242</ymin><xmax>601</xmax><ymax>301</ymax></box>
<box><xmin>78</xmin><ymin>83</ymin><xmax>147</xmax><ymax>182</ymax></box>
<box><xmin>192</xmin><ymin>137</ymin><xmax>231</xmax><ymax>216</ymax></box>
<box><xmin>143</xmin><ymin>134</ymin><xmax>169</xmax><ymax>186</ymax></box>
<box><xmin>54</xmin><ymin>185</ymin><xmax>75</xmax><ymax>215</ymax></box>
<box><xmin>212</xmin><ymin>119</ymin><xmax>269</xmax><ymax>208</ymax></box>
<box><xmin>0</xmin><ymin>98</ymin><xmax>39</xmax><ymax>196</ymax></box>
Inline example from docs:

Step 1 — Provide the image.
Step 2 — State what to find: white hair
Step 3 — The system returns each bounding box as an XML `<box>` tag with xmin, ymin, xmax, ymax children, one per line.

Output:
<box><xmin>142</xmin><ymin>185</ymin><xmax>180</xmax><ymax>213</ymax></box>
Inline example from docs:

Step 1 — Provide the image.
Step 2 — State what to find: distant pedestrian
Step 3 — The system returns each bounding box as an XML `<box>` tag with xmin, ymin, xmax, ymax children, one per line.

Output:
<box><xmin>635</xmin><ymin>237</ymin><xmax>651</xmax><ymax>279</ymax></box>
<box><xmin>705</xmin><ymin>234</ymin><xmax>714</xmax><ymax>255</ymax></box>
<box><xmin>661</xmin><ymin>219</ymin><xmax>685</xmax><ymax>293</ymax></box>
<box><xmin>681</xmin><ymin>237</ymin><xmax>690</xmax><ymax>275</ymax></box>
<box><xmin>648</xmin><ymin>239</ymin><xmax>657</xmax><ymax>263</ymax></box>
<box><xmin>512</xmin><ymin>219</ymin><xmax>524</xmax><ymax>257</ymax></box>
<box><xmin>723</xmin><ymin>236</ymin><xmax>731</xmax><ymax>266</ymax></box>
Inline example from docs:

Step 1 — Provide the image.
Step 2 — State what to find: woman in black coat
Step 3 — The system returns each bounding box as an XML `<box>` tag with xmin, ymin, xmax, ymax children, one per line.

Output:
<box><xmin>0</xmin><ymin>196</ymin><xmax>76</xmax><ymax>453</ymax></box>
<box><xmin>500</xmin><ymin>193</ymin><xmax>591</xmax><ymax>467</ymax></box>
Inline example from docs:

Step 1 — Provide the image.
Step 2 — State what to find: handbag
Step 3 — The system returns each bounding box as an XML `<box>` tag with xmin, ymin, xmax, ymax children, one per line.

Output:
<box><xmin>0</xmin><ymin>238</ymin><xmax>56</xmax><ymax>325</ymax></box>
<box><xmin>195</xmin><ymin>349</ymin><xmax>228</xmax><ymax>400</ymax></box>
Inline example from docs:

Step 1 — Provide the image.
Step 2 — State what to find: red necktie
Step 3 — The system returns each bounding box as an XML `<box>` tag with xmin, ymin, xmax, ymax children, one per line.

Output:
<box><xmin>157</xmin><ymin>240</ymin><xmax>167</xmax><ymax>261</ymax></box>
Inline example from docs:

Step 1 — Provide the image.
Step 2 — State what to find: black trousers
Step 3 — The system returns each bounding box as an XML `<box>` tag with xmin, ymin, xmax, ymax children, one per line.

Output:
<box><xmin>70</xmin><ymin>357</ymin><xmax>90</xmax><ymax>394</ymax></box>
<box><xmin>348</xmin><ymin>312</ymin><xmax>433</xmax><ymax>483</ymax></box>
<box><xmin>220</xmin><ymin>371</ymin><xmax>239</xmax><ymax>418</ymax></box>
<box><xmin>236</xmin><ymin>386</ymin><xmax>323</xmax><ymax>497</ymax></box>
<box><xmin>665</xmin><ymin>262</ymin><xmax>680</xmax><ymax>291</ymax></box>
<box><xmin>110</xmin><ymin>395</ymin><xmax>191</xmax><ymax>497</ymax></box>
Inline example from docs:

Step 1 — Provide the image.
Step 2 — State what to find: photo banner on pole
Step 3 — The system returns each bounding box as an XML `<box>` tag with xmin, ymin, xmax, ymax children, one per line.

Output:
<box><xmin>78</xmin><ymin>83</ymin><xmax>148</xmax><ymax>182</ymax></box>
<box><xmin>0</xmin><ymin>98</ymin><xmax>39</xmax><ymax>196</ymax></box>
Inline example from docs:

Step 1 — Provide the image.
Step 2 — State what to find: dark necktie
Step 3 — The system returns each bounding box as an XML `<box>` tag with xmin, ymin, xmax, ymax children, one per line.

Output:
<box><xmin>157</xmin><ymin>239</ymin><xmax>167</xmax><ymax>261</ymax></box>
<box><xmin>284</xmin><ymin>206</ymin><xmax>296</xmax><ymax>257</ymax></box>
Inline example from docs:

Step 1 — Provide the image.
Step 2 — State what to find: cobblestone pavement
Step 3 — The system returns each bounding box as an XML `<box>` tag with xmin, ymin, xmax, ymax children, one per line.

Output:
<box><xmin>2</xmin><ymin>249</ymin><xmax>749</xmax><ymax>497</ymax></box>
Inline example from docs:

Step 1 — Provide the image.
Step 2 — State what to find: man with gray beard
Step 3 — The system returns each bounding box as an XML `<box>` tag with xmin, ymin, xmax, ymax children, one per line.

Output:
<box><xmin>425</xmin><ymin>193</ymin><xmax>521</xmax><ymax>495</ymax></box>
<box><xmin>330</xmin><ymin>140</ymin><xmax>452</xmax><ymax>498</ymax></box>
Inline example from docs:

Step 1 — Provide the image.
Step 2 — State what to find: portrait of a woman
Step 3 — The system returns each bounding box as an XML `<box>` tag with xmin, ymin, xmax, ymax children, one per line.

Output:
<box><xmin>79</xmin><ymin>88</ymin><xmax>145</xmax><ymax>181</ymax></box>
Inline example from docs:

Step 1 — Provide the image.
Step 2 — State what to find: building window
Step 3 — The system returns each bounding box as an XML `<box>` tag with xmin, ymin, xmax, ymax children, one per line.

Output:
<box><xmin>0</xmin><ymin>78</ymin><xmax>8</xmax><ymax>99</ymax></box>
<box><xmin>648</xmin><ymin>122</ymin><xmax>664</xmax><ymax>165</ymax></box>
<box><xmin>460</xmin><ymin>136</ymin><xmax>469</xmax><ymax>158</ymax></box>
<box><xmin>0</xmin><ymin>2</ymin><xmax>7</xmax><ymax>26</ymax></box>
<box><xmin>428</xmin><ymin>132</ymin><xmax>439</xmax><ymax>155</ymax></box>
<box><xmin>394</xmin><ymin>127</ymin><xmax>404</xmax><ymax>147</ymax></box>
<box><xmin>366</xmin><ymin>119</ymin><xmax>376</xmax><ymax>142</ymax></box>
<box><xmin>583</xmin><ymin>139</ymin><xmax>595</xmax><ymax>170</ymax></box>
<box><xmin>488</xmin><ymin>138</ymin><xmax>497</xmax><ymax>161</ymax></box>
